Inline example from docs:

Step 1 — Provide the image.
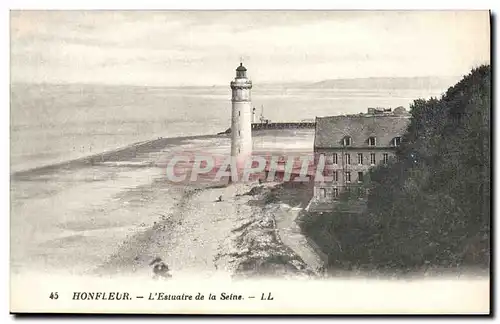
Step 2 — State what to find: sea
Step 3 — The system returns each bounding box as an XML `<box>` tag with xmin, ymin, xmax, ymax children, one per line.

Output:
<box><xmin>10</xmin><ymin>82</ymin><xmax>449</xmax><ymax>173</ymax></box>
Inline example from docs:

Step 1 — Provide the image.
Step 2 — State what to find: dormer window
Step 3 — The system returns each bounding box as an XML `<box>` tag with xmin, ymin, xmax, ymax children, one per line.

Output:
<box><xmin>342</xmin><ymin>136</ymin><xmax>351</xmax><ymax>146</ymax></box>
<box><xmin>393</xmin><ymin>137</ymin><xmax>402</xmax><ymax>147</ymax></box>
<box><xmin>368</xmin><ymin>136</ymin><xmax>376</xmax><ymax>146</ymax></box>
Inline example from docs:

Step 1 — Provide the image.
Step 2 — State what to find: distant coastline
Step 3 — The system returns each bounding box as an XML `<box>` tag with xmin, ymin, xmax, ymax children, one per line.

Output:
<box><xmin>11</xmin><ymin>75</ymin><xmax>460</xmax><ymax>91</ymax></box>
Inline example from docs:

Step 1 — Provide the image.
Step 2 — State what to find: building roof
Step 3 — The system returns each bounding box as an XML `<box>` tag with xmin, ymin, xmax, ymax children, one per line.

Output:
<box><xmin>314</xmin><ymin>114</ymin><xmax>410</xmax><ymax>149</ymax></box>
<box><xmin>236</xmin><ymin>63</ymin><xmax>247</xmax><ymax>71</ymax></box>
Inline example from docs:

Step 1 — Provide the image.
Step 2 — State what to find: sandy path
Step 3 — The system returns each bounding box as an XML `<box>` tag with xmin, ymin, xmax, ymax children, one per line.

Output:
<box><xmin>274</xmin><ymin>205</ymin><xmax>324</xmax><ymax>273</ymax></box>
<box><xmin>93</xmin><ymin>182</ymin><xmax>256</xmax><ymax>279</ymax></box>
<box><xmin>162</xmin><ymin>184</ymin><xmax>253</xmax><ymax>278</ymax></box>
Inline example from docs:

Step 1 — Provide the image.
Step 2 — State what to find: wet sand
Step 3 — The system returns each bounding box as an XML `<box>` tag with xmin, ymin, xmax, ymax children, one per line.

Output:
<box><xmin>92</xmin><ymin>183</ymin><xmax>248</xmax><ymax>279</ymax></box>
<box><xmin>10</xmin><ymin>130</ymin><xmax>315</xmax><ymax>278</ymax></box>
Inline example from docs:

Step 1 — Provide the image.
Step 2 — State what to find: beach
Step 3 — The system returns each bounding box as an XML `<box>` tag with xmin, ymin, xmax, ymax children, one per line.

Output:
<box><xmin>10</xmin><ymin>129</ymin><xmax>319</xmax><ymax>279</ymax></box>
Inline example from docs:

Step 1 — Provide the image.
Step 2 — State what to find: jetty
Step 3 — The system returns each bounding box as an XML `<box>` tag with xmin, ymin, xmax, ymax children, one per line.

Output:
<box><xmin>219</xmin><ymin>121</ymin><xmax>316</xmax><ymax>135</ymax></box>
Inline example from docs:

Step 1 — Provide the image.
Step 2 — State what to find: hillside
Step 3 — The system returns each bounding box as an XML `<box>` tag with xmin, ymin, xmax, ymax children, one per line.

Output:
<box><xmin>301</xmin><ymin>65</ymin><xmax>491</xmax><ymax>275</ymax></box>
<box><xmin>308</xmin><ymin>76</ymin><xmax>460</xmax><ymax>91</ymax></box>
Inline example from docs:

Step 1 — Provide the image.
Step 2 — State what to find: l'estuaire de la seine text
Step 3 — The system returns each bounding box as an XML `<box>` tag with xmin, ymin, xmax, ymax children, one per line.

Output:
<box><xmin>65</xmin><ymin>292</ymin><xmax>275</xmax><ymax>301</ymax></box>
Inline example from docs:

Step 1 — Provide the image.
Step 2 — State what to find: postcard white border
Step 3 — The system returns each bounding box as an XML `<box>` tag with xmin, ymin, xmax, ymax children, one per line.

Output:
<box><xmin>3</xmin><ymin>1</ymin><xmax>497</xmax><ymax>322</ymax></box>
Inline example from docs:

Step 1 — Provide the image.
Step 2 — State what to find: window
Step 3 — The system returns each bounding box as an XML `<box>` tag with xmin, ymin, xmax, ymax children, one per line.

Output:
<box><xmin>358</xmin><ymin>172</ymin><xmax>364</xmax><ymax>183</ymax></box>
<box><xmin>332</xmin><ymin>153</ymin><xmax>338</xmax><ymax>164</ymax></box>
<box><xmin>333</xmin><ymin>188</ymin><xmax>339</xmax><ymax>198</ymax></box>
<box><xmin>368</xmin><ymin>137</ymin><xmax>376</xmax><ymax>146</ymax></box>
<box><xmin>343</xmin><ymin>136</ymin><xmax>351</xmax><ymax>146</ymax></box>
<box><xmin>370</xmin><ymin>153</ymin><xmax>376</xmax><ymax>165</ymax></box>
<box><xmin>345</xmin><ymin>171</ymin><xmax>351</xmax><ymax>183</ymax></box>
<box><xmin>238</xmin><ymin>111</ymin><xmax>241</xmax><ymax>117</ymax></box>
<box><xmin>345</xmin><ymin>153</ymin><xmax>351</xmax><ymax>165</ymax></box>
<box><xmin>319</xmin><ymin>188</ymin><xmax>326</xmax><ymax>198</ymax></box>
<box><xmin>357</xmin><ymin>153</ymin><xmax>363</xmax><ymax>165</ymax></box>
<box><xmin>394</xmin><ymin>137</ymin><xmax>402</xmax><ymax>147</ymax></box>
<box><xmin>333</xmin><ymin>170</ymin><xmax>338</xmax><ymax>182</ymax></box>
<box><xmin>383</xmin><ymin>153</ymin><xmax>389</xmax><ymax>164</ymax></box>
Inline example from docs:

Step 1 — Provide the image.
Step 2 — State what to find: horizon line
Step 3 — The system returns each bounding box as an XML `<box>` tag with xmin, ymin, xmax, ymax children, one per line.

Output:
<box><xmin>10</xmin><ymin>74</ymin><xmax>463</xmax><ymax>88</ymax></box>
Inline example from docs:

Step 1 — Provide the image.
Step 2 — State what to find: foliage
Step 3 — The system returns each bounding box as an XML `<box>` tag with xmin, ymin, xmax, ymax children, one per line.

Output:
<box><xmin>301</xmin><ymin>65</ymin><xmax>491</xmax><ymax>273</ymax></box>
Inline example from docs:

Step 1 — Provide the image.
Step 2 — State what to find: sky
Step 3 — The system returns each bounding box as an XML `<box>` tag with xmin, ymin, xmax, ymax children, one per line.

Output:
<box><xmin>10</xmin><ymin>10</ymin><xmax>491</xmax><ymax>86</ymax></box>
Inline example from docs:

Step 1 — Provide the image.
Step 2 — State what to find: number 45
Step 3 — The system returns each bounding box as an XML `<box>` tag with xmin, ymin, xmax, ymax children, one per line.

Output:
<box><xmin>49</xmin><ymin>292</ymin><xmax>59</xmax><ymax>300</ymax></box>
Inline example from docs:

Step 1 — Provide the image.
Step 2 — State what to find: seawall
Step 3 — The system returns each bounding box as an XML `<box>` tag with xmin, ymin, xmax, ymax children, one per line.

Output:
<box><xmin>218</xmin><ymin>122</ymin><xmax>316</xmax><ymax>134</ymax></box>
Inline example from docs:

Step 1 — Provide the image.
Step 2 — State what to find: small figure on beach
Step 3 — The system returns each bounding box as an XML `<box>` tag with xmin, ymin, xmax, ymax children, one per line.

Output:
<box><xmin>217</xmin><ymin>195</ymin><xmax>223</xmax><ymax>202</ymax></box>
<box><xmin>316</xmin><ymin>265</ymin><xmax>329</xmax><ymax>277</ymax></box>
<box><xmin>149</xmin><ymin>257</ymin><xmax>172</xmax><ymax>280</ymax></box>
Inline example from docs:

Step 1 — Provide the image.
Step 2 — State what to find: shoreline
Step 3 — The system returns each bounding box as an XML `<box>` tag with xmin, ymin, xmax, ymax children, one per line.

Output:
<box><xmin>89</xmin><ymin>180</ymin><xmax>318</xmax><ymax>280</ymax></box>
<box><xmin>11</xmin><ymin>133</ymin><xmax>226</xmax><ymax>179</ymax></box>
<box><xmin>11</xmin><ymin>126</ymin><xmax>315</xmax><ymax>180</ymax></box>
<box><xmin>10</xmin><ymin>129</ymin><xmax>316</xmax><ymax>279</ymax></box>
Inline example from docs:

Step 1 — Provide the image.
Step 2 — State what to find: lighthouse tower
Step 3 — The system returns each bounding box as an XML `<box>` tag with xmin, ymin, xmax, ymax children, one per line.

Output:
<box><xmin>230</xmin><ymin>63</ymin><xmax>253</xmax><ymax>163</ymax></box>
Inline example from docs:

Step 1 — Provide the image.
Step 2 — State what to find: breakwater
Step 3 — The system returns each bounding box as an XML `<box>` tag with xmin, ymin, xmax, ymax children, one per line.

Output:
<box><xmin>219</xmin><ymin>122</ymin><xmax>316</xmax><ymax>134</ymax></box>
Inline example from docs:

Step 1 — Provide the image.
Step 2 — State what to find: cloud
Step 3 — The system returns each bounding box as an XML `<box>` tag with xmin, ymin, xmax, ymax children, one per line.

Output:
<box><xmin>10</xmin><ymin>10</ymin><xmax>490</xmax><ymax>86</ymax></box>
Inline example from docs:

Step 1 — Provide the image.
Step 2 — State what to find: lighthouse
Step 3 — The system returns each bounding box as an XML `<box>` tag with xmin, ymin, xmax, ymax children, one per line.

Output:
<box><xmin>230</xmin><ymin>62</ymin><xmax>253</xmax><ymax>164</ymax></box>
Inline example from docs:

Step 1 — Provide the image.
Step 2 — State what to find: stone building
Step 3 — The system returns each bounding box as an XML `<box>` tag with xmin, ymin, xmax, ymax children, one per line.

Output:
<box><xmin>312</xmin><ymin>108</ymin><xmax>410</xmax><ymax>203</ymax></box>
